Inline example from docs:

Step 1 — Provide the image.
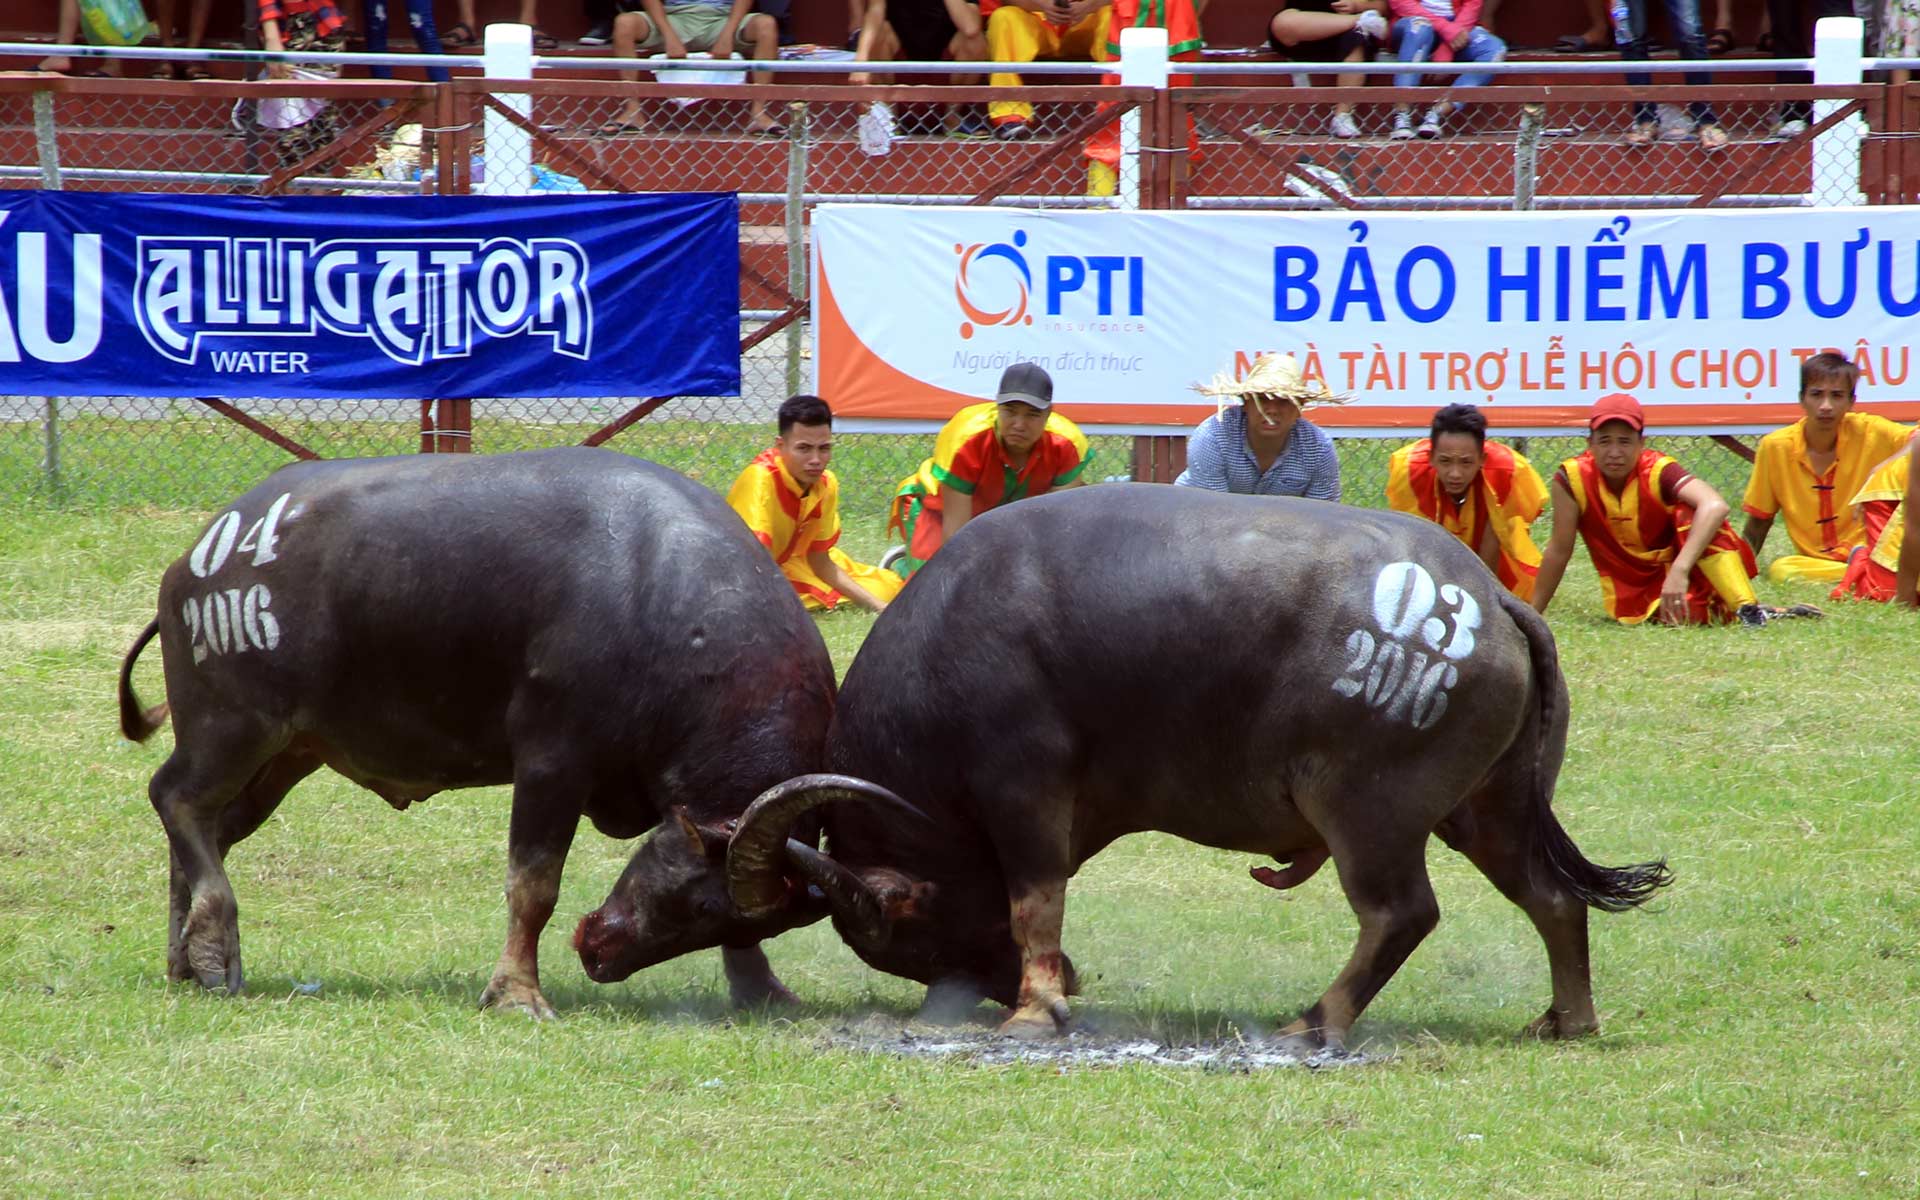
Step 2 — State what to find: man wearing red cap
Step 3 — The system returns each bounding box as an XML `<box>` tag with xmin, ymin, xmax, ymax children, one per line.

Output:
<box><xmin>1532</xmin><ymin>393</ymin><xmax>1768</xmax><ymax>626</ymax></box>
<box><xmin>885</xmin><ymin>362</ymin><xmax>1093</xmax><ymax>577</ymax></box>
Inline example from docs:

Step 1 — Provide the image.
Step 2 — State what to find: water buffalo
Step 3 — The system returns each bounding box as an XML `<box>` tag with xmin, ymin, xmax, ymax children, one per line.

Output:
<box><xmin>717</xmin><ymin>484</ymin><xmax>1671</xmax><ymax>1049</ymax></box>
<box><xmin>117</xmin><ymin>447</ymin><xmax>835</xmax><ymax>1017</ymax></box>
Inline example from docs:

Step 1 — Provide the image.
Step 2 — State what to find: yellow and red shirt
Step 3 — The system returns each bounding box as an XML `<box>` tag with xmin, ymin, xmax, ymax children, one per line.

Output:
<box><xmin>1852</xmin><ymin>443</ymin><xmax>1912</xmax><ymax>575</ymax></box>
<box><xmin>1385</xmin><ymin>438</ymin><xmax>1546</xmax><ymax>601</ymax></box>
<box><xmin>913</xmin><ymin>402</ymin><xmax>1093</xmax><ymax>512</ymax></box>
<box><xmin>1741</xmin><ymin>412</ymin><xmax>1913</xmax><ymax>560</ymax></box>
<box><xmin>727</xmin><ymin>449</ymin><xmax>906</xmax><ymax>610</ymax></box>
<box><xmin>1557</xmin><ymin>448</ymin><xmax>1757</xmax><ymax>624</ymax></box>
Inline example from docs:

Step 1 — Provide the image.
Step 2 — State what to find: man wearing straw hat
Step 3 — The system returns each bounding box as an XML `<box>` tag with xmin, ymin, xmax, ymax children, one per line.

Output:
<box><xmin>1174</xmin><ymin>352</ymin><xmax>1346</xmax><ymax>500</ymax></box>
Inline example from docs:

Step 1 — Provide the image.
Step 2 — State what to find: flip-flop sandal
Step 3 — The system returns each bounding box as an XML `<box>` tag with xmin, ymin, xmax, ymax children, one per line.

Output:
<box><xmin>1697</xmin><ymin>122</ymin><xmax>1729</xmax><ymax>151</ymax></box>
<box><xmin>752</xmin><ymin>123</ymin><xmax>788</xmax><ymax>137</ymax></box>
<box><xmin>148</xmin><ymin>61</ymin><xmax>179</xmax><ymax>79</ymax></box>
<box><xmin>531</xmin><ymin>29</ymin><xmax>559</xmax><ymax>50</ymax></box>
<box><xmin>441</xmin><ymin>22</ymin><xmax>478</xmax><ymax>47</ymax></box>
<box><xmin>597</xmin><ymin>120</ymin><xmax>645</xmax><ymax>135</ymax></box>
<box><xmin>1706</xmin><ymin>27</ymin><xmax>1735</xmax><ymax>55</ymax></box>
<box><xmin>1755</xmin><ymin>32</ymin><xmax>1774</xmax><ymax>53</ymax></box>
<box><xmin>183</xmin><ymin>65</ymin><xmax>213</xmax><ymax>80</ymax></box>
<box><xmin>1552</xmin><ymin>33</ymin><xmax>1606</xmax><ymax>53</ymax></box>
<box><xmin>1624</xmin><ymin>120</ymin><xmax>1657</xmax><ymax>146</ymax></box>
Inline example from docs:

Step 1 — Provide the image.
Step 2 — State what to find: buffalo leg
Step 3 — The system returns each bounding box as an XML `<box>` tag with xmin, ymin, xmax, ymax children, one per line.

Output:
<box><xmin>721</xmin><ymin>943</ymin><xmax>799</xmax><ymax>1007</ymax></box>
<box><xmin>479</xmin><ymin>771</ymin><xmax>581</xmax><ymax>1019</ymax></box>
<box><xmin>148</xmin><ymin>718</ymin><xmax>286</xmax><ymax>994</ymax></box>
<box><xmin>1441</xmin><ymin>800</ymin><xmax>1598</xmax><ymax>1039</ymax></box>
<box><xmin>1000</xmin><ymin>880</ymin><xmax>1073</xmax><ymax>1039</ymax></box>
<box><xmin>1277</xmin><ymin>831</ymin><xmax>1439</xmax><ymax>1054</ymax></box>
<box><xmin>165</xmin><ymin>749</ymin><xmax>319</xmax><ymax>983</ymax></box>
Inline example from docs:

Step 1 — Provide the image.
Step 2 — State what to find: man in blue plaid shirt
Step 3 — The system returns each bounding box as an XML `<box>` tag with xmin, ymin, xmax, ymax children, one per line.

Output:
<box><xmin>1174</xmin><ymin>352</ymin><xmax>1347</xmax><ymax>500</ymax></box>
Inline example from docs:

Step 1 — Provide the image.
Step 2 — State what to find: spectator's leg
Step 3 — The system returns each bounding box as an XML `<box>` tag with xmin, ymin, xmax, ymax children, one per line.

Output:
<box><xmin>409</xmin><ymin>0</ymin><xmax>452</xmax><ymax>83</ymax></box>
<box><xmin>986</xmin><ymin>6</ymin><xmax>1049</xmax><ymax>129</ymax></box>
<box><xmin>1270</xmin><ymin>7</ymin><xmax>1371</xmax><ymax>45</ymax></box>
<box><xmin>1453</xmin><ymin>27</ymin><xmax>1506</xmax><ymax>95</ymax></box>
<box><xmin>742</xmin><ymin>12</ymin><xmax>783</xmax><ymax>132</ymax></box>
<box><xmin>1662</xmin><ymin>0</ymin><xmax>1721</xmax><ymax>134</ymax></box>
<box><xmin>1622</xmin><ymin>0</ymin><xmax>1659</xmax><ymax>132</ymax></box>
<box><xmin>367</xmin><ymin>1</ymin><xmax>394</xmax><ymax>80</ymax></box>
<box><xmin>1766</xmin><ymin>0</ymin><xmax>1807</xmax><ymax>125</ymax></box>
<box><xmin>608</xmin><ymin>9</ymin><xmax>655</xmax><ymax>127</ymax></box>
<box><xmin>39</xmin><ymin>0</ymin><xmax>80</xmax><ymax>74</ymax></box>
<box><xmin>1334</xmin><ymin>44</ymin><xmax>1365</xmax><ymax>124</ymax></box>
<box><xmin>1389</xmin><ymin>16</ymin><xmax>1433</xmax><ymax>121</ymax></box>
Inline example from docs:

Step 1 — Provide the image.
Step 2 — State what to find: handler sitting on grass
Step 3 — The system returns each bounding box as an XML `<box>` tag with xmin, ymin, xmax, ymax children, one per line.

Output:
<box><xmin>728</xmin><ymin>394</ymin><xmax>902</xmax><ymax>613</ymax></box>
<box><xmin>1829</xmin><ymin>431</ymin><xmax>1920</xmax><ymax>607</ymax></box>
<box><xmin>1532</xmin><ymin>392</ymin><xmax>1777</xmax><ymax>627</ymax></box>
<box><xmin>886</xmin><ymin>363</ymin><xmax>1092</xmax><ymax>578</ymax></box>
<box><xmin>1385</xmin><ymin>402</ymin><xmax>1547</xmax><ymax>601</ymax></box>
<box><xmin>1740</xmin><ymin>352</ymin><xmax>1914</xmax><ymax>586</ymax></box>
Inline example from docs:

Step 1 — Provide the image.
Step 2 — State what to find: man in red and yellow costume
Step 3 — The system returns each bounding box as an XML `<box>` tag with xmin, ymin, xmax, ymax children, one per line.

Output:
<box><xmin>1083</xmin><ymin>0</ymin><xmax>1204</xmax><ymax>195</ymax></box>
<box><xmin>886</xmin><ymin>362</ymin><xmax>1092</xmax><ymax>577</ymax></box>
<box><xmin>1830</xmin><ymin>431</ymin><xmax>1920</xmax><ymax>606</ymax></box>
<box><xmin>728</xmin><ymin>394</ymin><xmax>903</xmax><ymax>613</ymax></box>
<box><xmin>1532</xmin><ymin>393</ymin><xmax>1768</xmax><ymax>627</ymax></box>
<box><xmin>1385</xmin><ymin>402</ymin><xmax>1546</xmax><ymax>601</ymax></box>
<box><xmin>1740</xmin><ymin>352</ymin><xmax>1914</xmax><ymax>585</ymax></box>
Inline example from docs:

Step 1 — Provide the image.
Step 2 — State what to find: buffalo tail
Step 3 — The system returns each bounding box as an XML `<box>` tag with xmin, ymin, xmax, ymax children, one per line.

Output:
<box><xmin>118</xmin><ymin>619</ymin><xmax>171</xmax><ymax>742</ymax></box>
<box><xmin>1500</xmin><ymin>593</ymin><xmax>1674</xmax><ymax>913</ymax></box>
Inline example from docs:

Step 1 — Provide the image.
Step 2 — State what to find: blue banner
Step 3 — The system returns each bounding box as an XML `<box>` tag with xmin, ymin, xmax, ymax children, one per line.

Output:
<box><xmin>0</xmin><ymin>192</ymin><xmax>741</xmax><ymax>399</ymax></box>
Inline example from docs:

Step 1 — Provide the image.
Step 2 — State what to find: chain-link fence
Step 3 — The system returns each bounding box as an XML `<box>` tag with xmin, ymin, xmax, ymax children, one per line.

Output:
<box><xmin>3</xmin><ymin>60</ymin><xmax>1909</xmax><ymax>552</ymax></box>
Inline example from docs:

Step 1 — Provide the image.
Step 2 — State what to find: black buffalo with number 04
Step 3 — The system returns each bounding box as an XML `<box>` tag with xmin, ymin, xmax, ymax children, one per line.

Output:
<box><xmin>118</xmin><ymin>447</ymin><xmax>837</xmax><ymax>1016</ymax></box>
<box><xmin>717</xmin><ymin>484</ymin><xmax>1672</xmax><ymax>1048</ymax></box>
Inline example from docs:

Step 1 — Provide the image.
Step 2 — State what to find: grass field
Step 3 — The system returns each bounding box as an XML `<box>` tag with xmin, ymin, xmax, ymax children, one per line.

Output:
<box><xmin>2</xmin><ymin>455</ymin><xmax>1916</xmax><ymax>1197</ymax></box>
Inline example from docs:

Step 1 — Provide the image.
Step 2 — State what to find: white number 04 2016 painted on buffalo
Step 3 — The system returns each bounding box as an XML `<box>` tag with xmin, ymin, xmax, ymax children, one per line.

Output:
<box><xmin>180</xmin><ymin>492</ymin><xmax>292</xmax><ymax>664</ymax></box>
<box><xmin>1330</xmin><ymin>561</ymin><xmax>1483</xmax><ymax>731</ymax></box>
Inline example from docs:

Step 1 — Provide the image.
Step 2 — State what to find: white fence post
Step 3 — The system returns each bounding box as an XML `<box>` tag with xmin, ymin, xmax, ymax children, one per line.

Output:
<box><xmin>484</xmin><ymin>23</ymin><xmax>536</xmax><ymax>195</ymax></box>
<box><xmin>1117</xmin><ymin>26</ymin><xmax>1169</xmax><ymax>212</ymax></box>
<box><xmin>1812</xmin><ymin>16</ymin><xmax>1865</xmax><ymax>207</ymax></box>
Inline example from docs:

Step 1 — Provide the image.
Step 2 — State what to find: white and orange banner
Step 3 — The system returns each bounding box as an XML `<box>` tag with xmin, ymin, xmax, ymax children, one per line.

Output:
<box><xmin>811</xmin><ymin>204</ymin><xmax>1920</xmax><ymax>430</ymax></box>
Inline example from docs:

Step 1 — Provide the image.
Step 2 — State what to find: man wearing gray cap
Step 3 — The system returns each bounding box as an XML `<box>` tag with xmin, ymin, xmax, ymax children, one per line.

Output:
<box><xmin>885</xmin><ymin>362</ymin><xmax>1094</xmax><ymax>577</ymax></box>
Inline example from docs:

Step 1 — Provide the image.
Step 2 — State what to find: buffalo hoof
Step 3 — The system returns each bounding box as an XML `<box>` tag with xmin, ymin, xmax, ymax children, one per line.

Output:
<box><xmin>1274</xmin><ymin>1018</ymin><xmax>1341</xmax><ymax>1060</ymax></box>
<box><xmin>1522</xmin><ymin>1007</ymin><xmax>1599</xmax><ymax>1040</ymax></box>
<box><xmin>998</xmin><ymin>997</ymin><xmax>1070</xmax><ymax>1040</ymax></box>
<box><xmin>185</xmin><ymin>939</ymin><xmax>243</xmax><ymax>995</ymax></box>
<box><xmin>726</xmin><ymin>975</ymin><xmax>800</xmax><ymax>1009</ymax></box>
<box><xmin>479</xmin><ymin>974</ymin><xmax>557</xmax><ymax>1021</ymax></box>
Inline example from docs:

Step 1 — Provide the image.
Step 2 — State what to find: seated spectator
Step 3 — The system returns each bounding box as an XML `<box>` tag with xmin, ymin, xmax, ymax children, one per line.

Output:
<box><xmin>1741</xmin><ymin>352</ymin><xmax>1914</xmax><ymax>584</ymax></box>
<box><xmin>849</xmin><ymin>0</ymin><xmax>989</xmax><ymax>140</ymax></box>
<box><xmin>1619</xmin><ymin>0</ymin><xmax>1727</xmax><ymax>150</ymax></box>
<box><xmin>727</xmin><ymin>395</ymin><xmax>903</xmax><ymax>613</ymax></box>
<box><xmin>1385</xmin><ymin>0</ymin><xmax>1505</xmax><ymax>140</ymax></box>
<box><xmin>364</xmin><ymin>0</ymin><xmax>452</xmax><ymax>83</ymax></box>
<box><xmin>153</xmin><ymin>0</ymin><xmax>214</xmax><ymax>78</ymax></box>
<box><xmin>1766</xmin><ymin>0</ymin><xmax>1851</xmax><ymax>138</ymax></box>
<box><xmin>604</xmin><ymin>0</ymin><xmax>785</xmax><ymax>135</ymax></box>
<box><xmin>1830</xmin><ymin>432</ymin><xmax>1920</xmax><ymax>605</ymax></box>
<box><xmin>1175</xmin><ymin>352</ymin><xmax>1345</xmax><ymax>499</ymax></box>
<box><xmin>445</xmin><ymin>0</ymin><xmax>556</xmax><ymax>48</ymax></box>
<box><xmin>886</xmin><ymin>363</ymin><xmax>1092</xmax><ymax>576</ymax></box>
<box><xmin>1385</xmin><ymin>403</ymin><xmax>1546</xmax><ymax>599</ymax></box>
<box><xmin>983</xmin><ymin>0</ymin><xmax>1111</xmax><ymax>140</ymax></box>
<box><xmin>1532</xmin><ymin>392</ymin><xmax>1770</xmax><ymax>626</ymax></box>
<box><xmin>258</xmin><ymin>0</ymin><xmax>348</xmax><ymax>170</ymax></box>
<box><xmin>1268</xmin><ymin>0</ymin><xmax>1388</xmax><ymax>139</ymax></box>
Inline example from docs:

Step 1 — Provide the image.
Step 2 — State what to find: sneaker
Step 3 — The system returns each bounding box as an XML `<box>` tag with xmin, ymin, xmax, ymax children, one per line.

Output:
<box><xmin>993</xmin><ymin>118</ymin><xmax>1033</xmax><ymax>141</ymax></box>
<box><xmin>1390</xmin><ymin>110</ymin><xmax>1415</xmax><ymax>140</ymax></box>
<box><xmin>1735</xmin><ymin>603</ymin><xmax>1770</xmax><ymax>628</ymax></box>
<box><xmin>1354</xmin><ymin>8</ymin><xmax>1388</xmax><ymax>42</ymax></box>
<box><xmin>1418</xmin><ymin>103</ymin><xmax>1446</xmax><ymax>138</ymax></box>
<box><xmin>1771</xmin><ymin>117</ymin><xmax>1810</xmax><ymax>139</ymax></box>
<box><xmin>953</xmin><ymin>110</ymin><xmax>991</xmax><ymax>139</ymax></box>
<box><xmin>1779</xmin><ymin>602</ymin><xmax>1825</xmax><ymax>619</ymax></box>
<box><xmin>578</xmin><ymin>19</ymin><xmax>613</xmax><ymax>45</ymax></box>
<box><xmin>858</xmin><ymin>100</ymin><xmax>895</xmax><ymax>157</ymax></box>
<box><xmin>1329</xmin><ymin>110</ymin><xmax>1360</xmax><ymax>139</ymax></box>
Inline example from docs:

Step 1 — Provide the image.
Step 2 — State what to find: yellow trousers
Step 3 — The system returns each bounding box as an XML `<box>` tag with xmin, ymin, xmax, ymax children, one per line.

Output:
<box><xmin>1764</xmin><ymin>554</ymin><xmax>1847</xmax><ymax>584</ymax></box>
<box><xmin>986</xmin><ymin>5</ymin><xmax>1109</xmax><ymax>124</ymax></box>
<box><xmin>1697</xmin><ymin>546</ymin><xmax>1760</xmax><ymax>612</ymax></box>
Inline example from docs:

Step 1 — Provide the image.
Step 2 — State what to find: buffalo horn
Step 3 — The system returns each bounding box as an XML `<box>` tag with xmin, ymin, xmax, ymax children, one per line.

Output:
<box><xmin>782</xmin><ymin>838</ymin><xmax>888</xmax><ymax>948</ymax></box>
<box><xmin>726</xmin><ymin>773</ymin><xmax>917</xmax><ymax>919</ymax></box>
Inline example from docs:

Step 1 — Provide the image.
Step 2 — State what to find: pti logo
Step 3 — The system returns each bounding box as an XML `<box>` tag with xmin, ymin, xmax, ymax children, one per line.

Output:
<box><xmin>953</xmin><ymin>231</ymin><xmax>1032</xmax><ymax>340</ymax></box>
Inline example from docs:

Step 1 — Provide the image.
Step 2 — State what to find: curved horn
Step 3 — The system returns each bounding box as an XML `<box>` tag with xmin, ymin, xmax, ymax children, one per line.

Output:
<box><xmin>726</xmin><ymin>773</ymin><xmax>918</xmax><ymax>918</ymax></box>
<box><xmin>783</xmin><ymin>838</ymin><xmax>888</xmax><ymax>949</ymax></box>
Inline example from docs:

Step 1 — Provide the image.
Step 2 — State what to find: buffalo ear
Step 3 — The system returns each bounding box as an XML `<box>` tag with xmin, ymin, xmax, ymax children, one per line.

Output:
<box><xmin>672</xmin><ymin>807</ymin><xmax>732</xmax><ymax>860</ymax></box>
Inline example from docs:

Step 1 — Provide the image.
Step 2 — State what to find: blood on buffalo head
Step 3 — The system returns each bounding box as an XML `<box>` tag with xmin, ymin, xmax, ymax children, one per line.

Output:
<box><xmin>723</xmin><ymin>774</ymin><xmax>1033</xmax><ymax>1008</ymax></box>
<box><xmin>573</xmin><ymin>808</ymin><xmax>825</xmax><ymax>984</ymax></box>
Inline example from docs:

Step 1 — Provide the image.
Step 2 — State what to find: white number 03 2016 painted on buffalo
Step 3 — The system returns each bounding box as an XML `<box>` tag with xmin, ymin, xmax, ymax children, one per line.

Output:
<box><xmin>181</xmin><ymin>492</ymin><xmax>292</xmax><ymax>663</ymax></box>
<box><xmin>1329</xmin><ymin>561</ymin><xmax>1483</xmax><ymax>731</ymax></box>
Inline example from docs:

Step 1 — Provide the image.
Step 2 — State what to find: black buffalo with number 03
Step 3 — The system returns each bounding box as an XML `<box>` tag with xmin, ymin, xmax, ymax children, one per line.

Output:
<box><xmin>118</xmin><ymin>447</ymin><xmax>837</xmax><ymax>1016</ymax></box>
<box><xmin>718</xmin><ymin>484</ymin><xmax>1673</xmax><ymax>1048</ymax></box>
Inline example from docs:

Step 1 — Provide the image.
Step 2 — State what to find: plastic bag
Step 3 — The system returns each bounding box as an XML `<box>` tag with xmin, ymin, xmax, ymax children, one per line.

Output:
<box><xmin>231</xmin><ymin>70</ymin><xmax>334</xmax><ymax>132</ymax></box>
<box><xmin>77</xmin><ymin>0</ymin><xmax>155</xmax><ymax>47</ymax></box>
